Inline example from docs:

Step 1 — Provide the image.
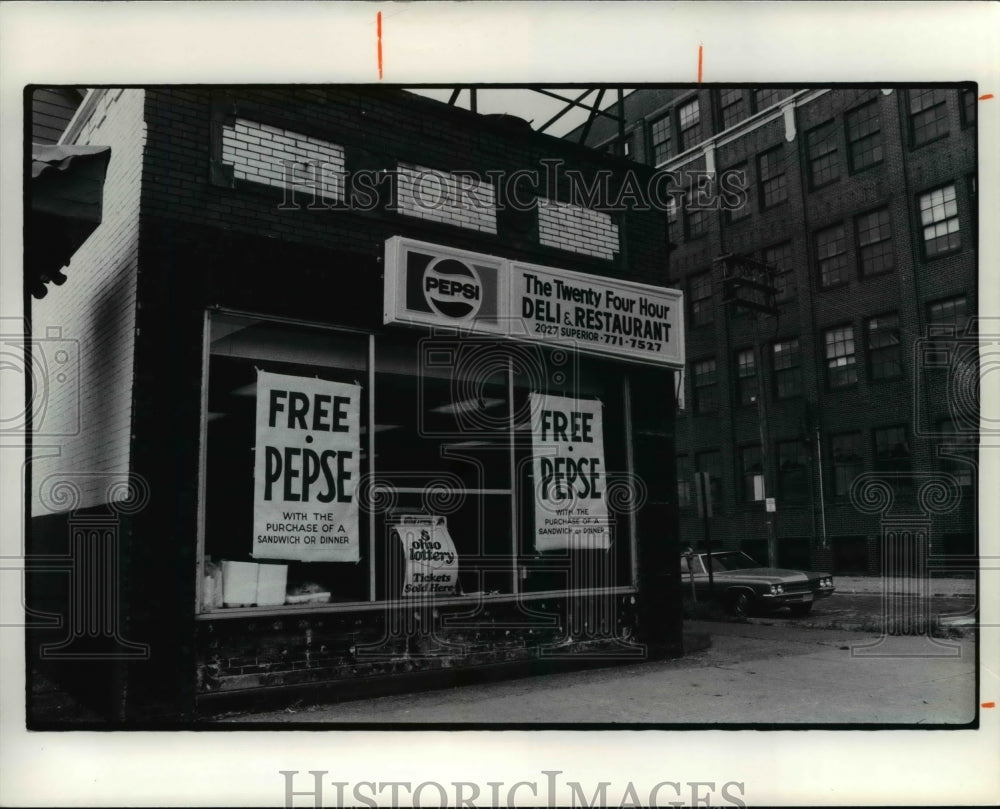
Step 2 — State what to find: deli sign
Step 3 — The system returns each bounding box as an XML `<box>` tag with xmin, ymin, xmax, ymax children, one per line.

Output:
<box><xmin>384</xmin><ymin>236</ymin><xmax>685</xmax><ymax>369</ymax></box>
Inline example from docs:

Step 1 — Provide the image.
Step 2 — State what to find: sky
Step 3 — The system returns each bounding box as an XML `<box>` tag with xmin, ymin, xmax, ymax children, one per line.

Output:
<box><xmin>410</xmin><ymin>87</ymin><xmax>633</xmax><ymax>138</ymax></box>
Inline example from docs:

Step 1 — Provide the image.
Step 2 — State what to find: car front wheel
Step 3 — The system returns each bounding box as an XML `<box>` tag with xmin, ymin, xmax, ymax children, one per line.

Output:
<box><xmin>727</xmin><ymin>590</ymin><xmax>753</xmax><ymax>617</ymax></box>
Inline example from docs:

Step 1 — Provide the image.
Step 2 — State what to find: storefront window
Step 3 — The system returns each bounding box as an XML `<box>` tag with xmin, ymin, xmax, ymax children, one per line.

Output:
<box><xmin>201</xmin><ymin>313</ymin><xmax>371</xmax><ymax>609</ymax></box>
<box><xmin>373</xmin><ymin>336</ymin><xmax>514</xmax><ymax>599</ymax></box>
<box><xmin>513</xmin><ymin>349</ymin><xmax>634</xmax><ymax>593</ymax></box>
<box><xmin>199</xmin><ymin>314</ymin><xmax>644</xmax><ymax>614</ymax></box>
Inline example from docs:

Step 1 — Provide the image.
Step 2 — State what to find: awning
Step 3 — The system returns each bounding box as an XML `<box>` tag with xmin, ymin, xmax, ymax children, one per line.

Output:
<box><xmin>27</xmin><ymin>144</ymin><xmax>112</xmax><ymax>298</ymax></box>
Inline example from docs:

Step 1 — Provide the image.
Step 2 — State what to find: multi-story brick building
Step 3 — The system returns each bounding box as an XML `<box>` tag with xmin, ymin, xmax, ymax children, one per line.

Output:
<box><xmin>27</xmin><ymin>86</ymin><xmax>686</xmax><ymax>722</ymax></box>
<box><xmin>572</xmin><ymin>86</ymin><xmax>978</xmax><ymax>574</ymax></box>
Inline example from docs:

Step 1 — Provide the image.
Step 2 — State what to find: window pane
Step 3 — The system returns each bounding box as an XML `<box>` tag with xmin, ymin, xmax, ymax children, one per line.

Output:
<box><xmin>772</xmin><ymin>338</ymin><xmax>801</xmax><ymax>398</ymax></box>
<box><xmin>816</xmin><ymin>224</ymin><xmax>848</xmax><ymax>287</ymax></box>
<box><xmin>740</xmin><ymin>445</ymin><xmax>763</xmax><ymax>501</ymax></box>
<box><xmin>825</xmin><ymin>326</ymin><xmax>857</xmax><ymax>387</ymax></box>
<box><xmin>846</xmin><ymin>100</ymin><xmax>883</xmax><ymax>171</ymax></box>
<box><xmin>696</xmin><ymin>450</ymin><xmax>723</xmax><ymax>507</ymax></box>
<box><xmin>867</xmin><ymin>313</ymin><xmax>902</xmax><ymax>379</ymax></box>
<box><xmin>807</xmin><ymin>121</ymin><xmax>839</xmax><ymax>187</ymax></box>
<box><xmin>678</xmin><ymin>98</ymin><xmax>701</xmax><ymax>150</ymax></box>
<box><xmin>778</xmin><ymin>440</ymin><xmax>807</xmax><ymax>502</ymax></box>
<box><xmin>919</xmin><ymin>185</ymin><xmax>961</xmax><ymax>256</ymax></box>
<box><xmin>693</xmin><ymin>358</ymin><xmax>718</xmax><ymax>413</ymax></box>
<box><xmin>720</xmin><ymin>88</ymin><xmax>747</xmax><ymax>129</ymax></box>
<box><xmin>763</xmin><ymin>242</ymin><xmax>795</xmax><ymax>302</ymax></box>
<box><xmin>856</xmin><ymin>208</ymin><xmax>894</xmax><ymax>275</ymax></box>
<box><xmin>690</xmin><ymin>272</ymin><xmax>714</xmax><ymax>326</ymax></box>
<box><xmin>831</xmin><ymin>432</ymin><xmax>863</xmax><ymax>496</ymax></box>
<box><xmin>650</xmin><ymin>114</ymin><xmax>672</xmax><ymax>163</ymax></box>
<box><xmin>909</xmin><ymin>89</ymin><xmax>949</xmax><ymax>145</ymax></box>
<box><xmin>758</xmin><ymin>146</ymin><xmax>787</xmax><ymax>207</ymax></box>
<box><xmin>736</xmin><ymin>348</ymin><xmax>757</xmax><ymax>405</ymax></box>
<box><xmin>874</xmin><ymin>425</ymin><xmax>910</xmax><ymax>473</ymax></box>
<box><xmin>204</xmin><ymin>314</ymin><xmax>371</xmax><ymax>608</ymax></box>
<box><xmin>754</xmin><ymin>88</ymin><xmax>788</xmax><ymax>110</ymax></box>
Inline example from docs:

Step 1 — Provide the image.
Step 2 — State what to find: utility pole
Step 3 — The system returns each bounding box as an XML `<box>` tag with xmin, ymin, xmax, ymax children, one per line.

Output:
<box><xmin>752</xmin><ymin>317</ymin><xmax>777</xmax><ymax>568</ymax></box>
<box><xmin>718</xmin><ymin>253</ymin><xmax>780</xmax><ymax>568</ymax></box>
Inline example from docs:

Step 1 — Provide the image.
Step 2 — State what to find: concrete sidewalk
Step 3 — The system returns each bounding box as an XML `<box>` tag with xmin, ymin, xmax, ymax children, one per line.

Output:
<box><xmin>834</xmin><ymin>575</ymin><xmax>975</xmax><ymax>597</ymax></box>
<box><xmin>217</xmin><ymin>621</ymin><xmax>977</xmax><ymax>725</ymax></box>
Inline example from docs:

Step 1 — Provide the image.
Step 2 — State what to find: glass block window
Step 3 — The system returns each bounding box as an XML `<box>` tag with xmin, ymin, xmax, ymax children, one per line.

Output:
<box><xmin>719</xmin><ymin>88</ymin><xmax>748</xmax><ymax>129</ymax></box>
<box><xmin>816</xmin><ymin>223</ymin><xmax>848</xmax><ymax>288</ymax></box>
<box><xmin>650</xmin><ymin>114</ymin><xmax>672</xmax><ymax>164</ymax></box>
<box><xmin>690</xmin><ymin>272</ymin><xmax>714</xmax><ymax>326</ymax></box>
<box><xmin>772</xmin><ymin>338</ymin><xmax>802</xmax><ymax>398</ymax></box>
<box><xmin>867</xmin><ymin>313</ymin><xmax>902</xmax><ymax>380</ymax></box>
<box><xmin>846</xmin><ymin>100</ymin><xmax>883</xmax><ymax>171</ymax></box>
<box><xmin>825</xmin><ymin>325</ymin><xmax>857</xmax><ymax>388</ymax></box>
<box><xmin>735</xmin><ymin>348</ymin><xmax>758</xmax><ymax>406</ymax></box>
<box><xmin>763</xmin><ymin>242</ymin><xmax>795</xmax><ymax>302</ymax></box>
<box><xmin>919</xmin><ymin>184</ymin><xmax>961</xmax><ymax>257</ymax></box>
<box><xmin>831</xmin><ymin>433</ymin><xmax>863</xmax><ymax>497</ymax></box>
<box><xmin>758</xmin><ymin>146</ymin><xmax>787</xmax><ymax>208</ymax></box>
<box><xmin>740</xmin><ymin>445</ymin><xmax>764</xmax><ymax>502</ymax></box>
<box><xmin>693</xmin><ymin>358</ymin><xmax>718</xmax><ymax>414</ymax></box>
<box><xmin>856</xmin><ymin>207</ymin><xmax>894</xmax><ymax>276</ymax></box>
<box><xmin>961</xmin><ymin>87</ymin><xmax>977</xmax><ymax>126</ymax></box>
<box><xmin>909</xmin><ymin>88</ymin><xmax>949</xmax><ymax>145</ymax></box>
<box><xmin>777</xmin><ymin>440</ymin><xmax>808</xmax><ymax>502</ymax></box>
<box><xmin>678</xmin><ymin>98</ymin><xmax>701</xmax><ymax>151</ymax></box>
<box><xmin>806</xmin><ymin>121</ymin><xmax>839</xmax><ymax>187</ymax></box>
<box><xmin>874</xmin><ymin>425</ymin><xmax>910</xmax><ymax>473</ymax></box>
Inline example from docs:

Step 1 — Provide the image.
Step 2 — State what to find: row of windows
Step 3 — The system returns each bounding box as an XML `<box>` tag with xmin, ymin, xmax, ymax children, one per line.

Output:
<box><xmin>683</xmin><ymin>181</ymin><xmax>967</xmax><ymax>318</ymax></box>
<box><xmin>648</xmin><ymin>89</ymin><xmax>795</xmax><ymax>164</ymax></box>
<box><xmin>638</xmin><ymin>88</ymin><xmax>973</xmax><ymax>169</ymax></box>
<box><xmin>677</xmin><ymin>418</ymin><xmax>972</xmax><ymax>510</ymax></box>
<box><xmin>688</xmin><ymin>295</ymin><xmax>967</xmax><ymax>411</ymax></box>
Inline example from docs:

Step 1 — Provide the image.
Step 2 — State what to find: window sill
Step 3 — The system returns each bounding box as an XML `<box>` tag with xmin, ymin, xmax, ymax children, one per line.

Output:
<box><xmin>923</xmin><ymin>246</ymin><xmax>964</xmax><ymax>261</ymax></box>
<box><xmin>196</xmin><ymin>586</ymin><xmax>639</xmax><ymax>620</ymax></box>
<box><xmin>860</xmin><ymin>267</ymin><xmax>895</xmax><ymax>280</ymax></box>
<box><xmin>911</xmin><ymin>132</ymin><xmax>950</xmax><ymax>150</ymax></box>
<box><xmin>759</xmin><ymin>198</ymin><xmax>789</xmax><ymax>213</ymax></box>
<box><xmin>810</xmin><ymin>177</ymin><xmax>841</xmax><ymax>192</ymax></box>
<box><xmin>819</xmin><ymin>280</ymin><xmax>850</xmax><ymax>292</ymax></box>
<box><xmin>848</xmin><ymin>160</ymin><xmax>884</xmax><ymax>176</ymax></box>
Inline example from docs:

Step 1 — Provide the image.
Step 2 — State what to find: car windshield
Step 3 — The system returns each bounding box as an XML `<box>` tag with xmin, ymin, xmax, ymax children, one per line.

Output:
<box><xmin>706</xmin><ymin>552</ymin><xmax>764</xmax><ymax>572</ymax></box>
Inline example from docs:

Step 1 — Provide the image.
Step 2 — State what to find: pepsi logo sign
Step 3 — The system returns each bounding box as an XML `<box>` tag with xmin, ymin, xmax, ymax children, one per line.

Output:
<box><xmin>422</xmin><ymin>258</ymin><xmax>483</xmax><ymax>319</ymax></box>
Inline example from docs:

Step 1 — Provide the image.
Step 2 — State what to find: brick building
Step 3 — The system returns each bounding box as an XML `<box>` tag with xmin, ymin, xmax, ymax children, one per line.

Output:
<box><xmin>571</xmin><ymin>86</ymin><xmax>978</xmax><ymax>574</ymax></box>
<box><xmin>27</xmin><ymin>87</ymin><xmax>685</xmax><ymax>722</ymax></box>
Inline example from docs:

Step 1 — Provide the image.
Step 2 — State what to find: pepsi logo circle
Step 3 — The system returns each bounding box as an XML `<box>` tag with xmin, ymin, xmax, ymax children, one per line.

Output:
<box><xmin>423</xmin><ymin>258</ymin><xmax>483</xmax><ymax>319</ymax></box>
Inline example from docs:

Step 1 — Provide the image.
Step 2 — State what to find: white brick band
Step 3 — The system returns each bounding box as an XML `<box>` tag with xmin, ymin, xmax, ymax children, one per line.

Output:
<box><xmin>221</xmin><ymin>118</ymin><xmax>345</xmax><ymax>201</ymax></box>
<box><xmin>537</xmin><ymin>198</ymin><xmax>619</xmax><ymax>260</ymax></box>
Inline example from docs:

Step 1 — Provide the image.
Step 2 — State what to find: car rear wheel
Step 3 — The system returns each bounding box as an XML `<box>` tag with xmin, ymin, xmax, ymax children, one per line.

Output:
<box><xmin>727</xmin><ymin>590</ymin><xmax>753</xmax><ymax>617</ymax></box>
<box><xmin>788</xmin><ymin>603</ymin><xmax>813</xmax><ymax>617</ymax></box>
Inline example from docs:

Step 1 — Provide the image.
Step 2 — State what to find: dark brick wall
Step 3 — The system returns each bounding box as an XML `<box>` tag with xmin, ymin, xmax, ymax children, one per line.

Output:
<box><xmin>608</xmin><ymin>87</ymin><xmax>977</xmax><ymax>575</ymax></box>
<box><xmin>120</xmin><ymin>87</ymin><xmax>682</xmax><ymax>714</ymax></box>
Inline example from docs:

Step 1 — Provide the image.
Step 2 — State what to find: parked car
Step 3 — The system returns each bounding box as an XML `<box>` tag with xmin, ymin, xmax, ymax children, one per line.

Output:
<box><xmin>681</xmin><ymin>550</ymin><xmax>835</xmax><ymax>617</ymax></box>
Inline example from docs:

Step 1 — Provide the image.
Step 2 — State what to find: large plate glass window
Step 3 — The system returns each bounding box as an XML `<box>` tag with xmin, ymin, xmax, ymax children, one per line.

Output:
<box><xmin>201</xmin><ymin>313</ymin><xmax>370</xmax><ymax>611</ymax></box>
